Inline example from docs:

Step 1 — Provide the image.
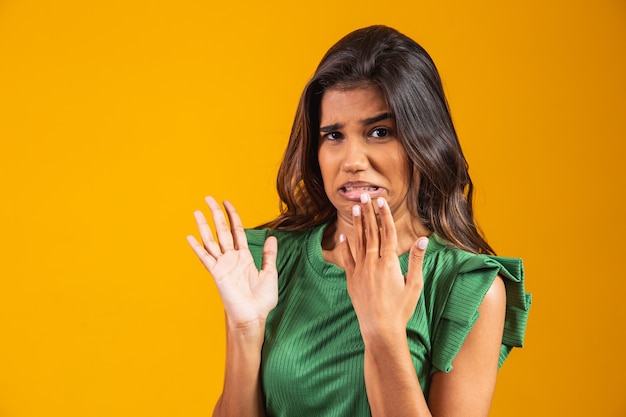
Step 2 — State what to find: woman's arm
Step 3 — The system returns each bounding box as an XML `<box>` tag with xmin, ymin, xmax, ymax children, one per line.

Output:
<box><xmin>361</xmin><ymin>316</ymin><xmax>431</xmax><ymax>416</ymax></box>
<box><xmin>187</xmin><ymin>197</ymin><xmax>277</xmax><ymax>417</ymax></box>
<box><xmin>340</xmin><ymin>195</ymin><xmax>506</xmax><ymax>416</ymax></box>
<box><xmin>427</xmin><ymin>276</ymin><xmax>505</xmax><ymax>416</ymax></box>
<box><xmin>213</xmin><ymin>319</ymin><xmax>268</xmax><ymax>417</ymax></box>
<box><xmin>362</xmin><ymin>276</ymin><xmax>506</xmax><ymax>417</ymax></box>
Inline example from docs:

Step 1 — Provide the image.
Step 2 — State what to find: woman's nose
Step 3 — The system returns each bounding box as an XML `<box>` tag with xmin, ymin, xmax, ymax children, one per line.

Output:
<box><xmin>341</xmin><ymin>139</ymin><xmax>369</xmax><ymax>172</ymax></box>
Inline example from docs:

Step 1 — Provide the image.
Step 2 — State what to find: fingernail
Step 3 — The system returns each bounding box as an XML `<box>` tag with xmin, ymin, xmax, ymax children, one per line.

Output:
<box><xmin>418</xmin><ymin>238</ymin><xmax>429</xmax><ymax>250</ymax></box>
<box><xmin>360</xmin><ymin>193</ymin><xmax>369</xmax><ymax>203</ymax></box>
<box><xmin>352</xmin><ymin>205</ymin><xmax>361</xmax><ymax>216</ymax></box>
<box><xmin>339</xmin><ymin>234</ymin><xmax>346</xmax><ymax>243</ymax></box>
<box><xmin>377</xmin><ymin>197</ymin><xmax>384</xmax><ymax>208</ymax></box>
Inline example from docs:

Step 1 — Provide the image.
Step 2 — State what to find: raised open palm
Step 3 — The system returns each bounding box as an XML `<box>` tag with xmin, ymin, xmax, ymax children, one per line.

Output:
<box><xmin>187</xmin><ymin>197</ymin><xmax>278</xmax><ymax>328</ymax></box>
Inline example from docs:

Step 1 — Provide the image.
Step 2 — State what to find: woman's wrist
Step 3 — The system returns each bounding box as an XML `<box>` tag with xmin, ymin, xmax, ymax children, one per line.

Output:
<box><xmin>226</xmin><ymin>317</ymin><xmax>267</xmax><ymax>344</ymax></box>
<box><xmin>360</xmin><ymin>323</ymin><xmax>408</xmax><ymax>350</ymax></box>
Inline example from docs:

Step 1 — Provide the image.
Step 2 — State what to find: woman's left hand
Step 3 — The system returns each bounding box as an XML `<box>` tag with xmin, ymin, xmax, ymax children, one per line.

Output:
<box><xmin>339</xmin><ymin>195</ymin><xmax>429</xmax><ymax>339</ymax></box>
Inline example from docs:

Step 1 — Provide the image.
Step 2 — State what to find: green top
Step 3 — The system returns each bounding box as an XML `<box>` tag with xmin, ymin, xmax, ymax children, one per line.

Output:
<box><xmin>245</xmin><ymin>224</ymin><xmax>531</xmax><ymax>417</ymax></box>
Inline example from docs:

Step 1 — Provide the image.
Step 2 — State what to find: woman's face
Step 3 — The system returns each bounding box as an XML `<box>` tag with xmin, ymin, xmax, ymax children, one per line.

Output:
<box><xmin>317</xmin><ymin>86</ymin><xmax>416</xmax><ymax>226</ymax></box>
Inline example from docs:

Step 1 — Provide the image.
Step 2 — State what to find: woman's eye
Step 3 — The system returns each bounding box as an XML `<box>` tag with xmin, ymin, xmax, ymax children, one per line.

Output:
<box><xmin>323</xmin><ymin>132</ymin><xmax>343</xmax><ymax>141</ymax></box>
<box><xmin>371</xmin><ymin>127</ymin><xmax>391</xmax><ymax>138</ymax></box>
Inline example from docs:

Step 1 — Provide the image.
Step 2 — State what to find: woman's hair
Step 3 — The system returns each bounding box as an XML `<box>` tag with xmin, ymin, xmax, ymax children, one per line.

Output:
<box><xmin>263</xmin><ymin>25</ymin><xmax>494</xmax><ymax>255</ymax></box>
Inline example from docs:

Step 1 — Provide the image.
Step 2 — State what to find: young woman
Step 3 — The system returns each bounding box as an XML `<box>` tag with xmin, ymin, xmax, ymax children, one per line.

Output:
<box><xmin>188</xmin><ymin>25</ymin><xmax>530</xmax><ymax>417</ymax></box>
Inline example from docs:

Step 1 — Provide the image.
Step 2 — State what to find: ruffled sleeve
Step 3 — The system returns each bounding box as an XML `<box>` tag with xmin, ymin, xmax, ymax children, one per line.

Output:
<box><xmin>430</xmin><ymin>254</ymin><xmax>531</xmax><ymax>374</ymax></box>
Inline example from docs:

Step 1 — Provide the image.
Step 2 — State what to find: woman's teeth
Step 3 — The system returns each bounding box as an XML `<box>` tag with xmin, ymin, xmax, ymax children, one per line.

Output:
<box><xmin>343</xmin><ymin>186</ymin><xmax>378</xmax><ymax>191</ymax></box>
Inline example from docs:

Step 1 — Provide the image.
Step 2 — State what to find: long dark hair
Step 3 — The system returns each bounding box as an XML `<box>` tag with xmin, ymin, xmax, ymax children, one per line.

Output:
<box><xmin>263</xmin><ymin>25</ymin><xmax>494</xmax><ymax>255</ymax></box>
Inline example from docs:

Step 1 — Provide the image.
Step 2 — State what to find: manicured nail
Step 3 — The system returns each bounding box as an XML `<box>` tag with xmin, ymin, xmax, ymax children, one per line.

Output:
<box><xmin>417</xmin><ymin>238</ymin><xmax>429</xmax><ymax>250</ymax></box>
<box><xmin>352</xmin><ymin>205</ymin><xmax>361</xmax><ymax>216</ymax></box>
<box><xmin>339</xmin><ymin>234</ymin><xmax>346</xmax><ymax>243</ymax></box>
<box><xmin>360</xmin><ymin>193</ymin><xmax>369</xmax><ymax>203</ymax></box>
<box><xmin>377</xmin><ymin>197</ymin><xmax>384</xmax><ymax>208</ymax></box>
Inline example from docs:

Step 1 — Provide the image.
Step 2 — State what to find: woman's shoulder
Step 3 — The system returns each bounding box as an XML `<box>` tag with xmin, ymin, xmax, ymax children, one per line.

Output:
<box><xmin>245</xmin><ymin>226</ymin><xmax>319</xmax><ymax>270</ymax></box>
<box><xmin>424</xmin><ymin>234</ymin><xmax>523</xmax><ymax>281</ymax></box>
<box><xmin>423</xmin><ymin>235</ymin><xmax>526</xmax><ymax>315</ymax></box>
<box><xmin>245</xmin><ymin>226</ymin><xmax>312</xmax><ymax>248</ymax></box>
<box><xmin>422</xmin><ymin>234</ymin><xmax>531</xmax><ymax>372</ymax></box>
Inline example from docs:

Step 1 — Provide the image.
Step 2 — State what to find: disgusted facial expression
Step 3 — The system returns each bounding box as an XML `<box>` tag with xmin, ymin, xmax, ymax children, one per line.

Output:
<box><xmin>318</xmin><ymin>85</ymin><xmax>415</xmax><ymax>227</ymax></box>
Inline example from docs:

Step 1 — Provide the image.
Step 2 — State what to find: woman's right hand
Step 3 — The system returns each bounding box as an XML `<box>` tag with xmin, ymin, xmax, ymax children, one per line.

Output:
<box><xmin>187</xmin><ymin>196</ymin><xmax>278</xmax><ymax>330</ymax></box>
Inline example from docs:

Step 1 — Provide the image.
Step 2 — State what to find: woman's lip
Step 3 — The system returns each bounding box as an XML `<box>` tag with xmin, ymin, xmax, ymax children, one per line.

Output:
<box><xmin>338</xmin><ymin>187</ymin><xmax>385</xmax><ymax>202</ymax></box>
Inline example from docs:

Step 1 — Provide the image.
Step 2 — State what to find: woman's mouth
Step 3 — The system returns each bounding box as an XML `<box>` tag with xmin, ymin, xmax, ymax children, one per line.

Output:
<box><xmin>338</xmin><ymin>184</ymin><xmax>384</xmax><ymax>201</ymax></box>
<box><xmin>342</xmin><ymin>185</ymin><xmax>379</xmax><ymax>192</ymax></box>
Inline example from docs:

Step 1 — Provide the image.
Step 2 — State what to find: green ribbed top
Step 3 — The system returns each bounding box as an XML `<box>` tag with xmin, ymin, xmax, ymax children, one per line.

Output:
<box><xmin>245</xmin><ymin>224</ymin><xmax>531</xmax><ymax>417</ymax></box>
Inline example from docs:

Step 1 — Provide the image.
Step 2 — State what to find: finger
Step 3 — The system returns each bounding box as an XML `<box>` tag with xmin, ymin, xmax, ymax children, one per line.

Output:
<box><xmin>405</xmin><ymin>237</ymin><xmax>429</xmax><ymax>290</ymax></box>
<box><xmin>376</xmin><ymin>197</ymin><xmax>398</xmax><ymax>258</ymax></box>
<box><xmin>186</xmin><ymin>235</ymin><xmax>217</xmax><ymax>270</ymax></box>
<box><xmin>260</xmin><ymin>236</ymin><xmax>278</xmax><ymax>276</ymax></box>
<box><xmin>351</xmin><ymin>204</ymin><xmax>365</xmax><ymax>261</ymax></box>
<box><xmin>339</xmin><ymin>233</ymin><xmax>356</xmax><ymax>276</ymax></box>
<box><xmin>193</xmin><ymin>209</ymin><xmax>222</xmax><ymax>257</ymax></box>
<box><xmin>359</xmin><ymin>193</ymin><xmax>380</xmax><ymax>257</ymax></box>
<box><xmin>223</xmin><ymin>200</ymin><xmax>248</xmax><ymax>250</ymax></box>
<box><xmin>205</xmin><ymin>196</ymin><xmax>234</xmax><ymax>251</ymax></box>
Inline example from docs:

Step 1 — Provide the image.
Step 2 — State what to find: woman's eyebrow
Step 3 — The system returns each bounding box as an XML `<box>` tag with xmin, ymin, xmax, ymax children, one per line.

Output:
<box><xmin>360</xmin><ymin>112</ymin><xmax>395</xmax><ymax>126</ymax></box>
<box><xmin>320</xmin><ymin>112</ymin><xmax>395</xmax><ymax>133</ymax></box>
<box><xmin>320</xmin><ymin>123</ymin><xmax>342</xmax><ymax>133</ymax></box>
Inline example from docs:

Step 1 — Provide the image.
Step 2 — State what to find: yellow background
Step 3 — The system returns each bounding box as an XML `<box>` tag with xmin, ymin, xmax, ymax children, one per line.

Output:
<box><xmin>1</xmin><ymin>0</ymin><xmax>624</xmax><ymax>416</ymax></box>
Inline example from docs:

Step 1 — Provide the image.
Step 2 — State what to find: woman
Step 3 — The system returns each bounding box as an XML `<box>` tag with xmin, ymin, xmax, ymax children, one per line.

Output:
<box><xmin>188</xmin><ymin>25</ymin><xmax>530</xmax><ymax>417</ymax></box>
